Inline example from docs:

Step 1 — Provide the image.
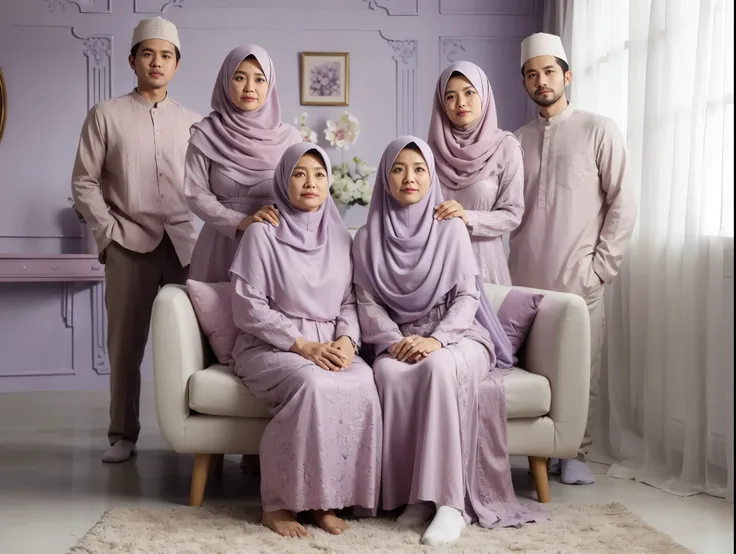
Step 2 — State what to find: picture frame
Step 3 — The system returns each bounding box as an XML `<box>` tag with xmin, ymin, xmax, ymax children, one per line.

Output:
<box><xmin>299</xmin><ymin>52</ymin><xmax>350</xmax><ymax>107</ymax></box>
<box><xmin>0</xmin><ymin>67</ymin><xmax>6</xmax><ymax>145</ymax></box>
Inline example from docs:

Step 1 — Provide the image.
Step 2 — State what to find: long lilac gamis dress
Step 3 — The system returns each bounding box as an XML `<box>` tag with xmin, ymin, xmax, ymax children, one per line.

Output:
<box><xmin>185</xmin><ymin>44</ymin><xmax>302</xmax><ymax>282</ymax></box>
<box><xmin>428</xmin><ymin>61</ymin><xmax>524</xmax><ymax>285</ymax></box>
<box><xmin>229</xmin><ymin>142</ymin><xmax>381</xmax><ymax>515</ymax></box>
<box><xmin>352</xmin><ymin>136</ymin><xmax>544</xmax><ymax>529</ymax></box>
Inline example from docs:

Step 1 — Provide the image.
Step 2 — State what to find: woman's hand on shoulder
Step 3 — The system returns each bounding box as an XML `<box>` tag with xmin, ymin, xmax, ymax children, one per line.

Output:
<box><xmin>388</xmin><ymin>335</ymin><xmax>442</xmax><ymax>363</ymax></box>
<box><xmin>290</xmin><ymin>338</ymin><xmax>349</xmax><ymax>371</ymax></box>
<box><xmin>434</xmin><ymin>200</ymin><xmax>468</xmax><ymax>225</ymax></box>
<box><xmin>238</xmin><ymin>205</ymin><xmax>281</xmax><ymax>231</ymax></box>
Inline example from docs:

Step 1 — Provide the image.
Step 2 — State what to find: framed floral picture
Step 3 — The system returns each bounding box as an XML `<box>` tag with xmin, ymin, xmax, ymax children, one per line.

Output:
<box><xmin>299</xmin><ymin>52</ymin><xmax>350</xmax><ymax>106</ymax></box>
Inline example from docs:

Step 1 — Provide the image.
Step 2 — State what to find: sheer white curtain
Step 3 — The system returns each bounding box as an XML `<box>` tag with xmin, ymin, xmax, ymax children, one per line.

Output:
<box><xmin>547</xmin><ymin>0</ymin><xmax>734</xmax><ymax>501</ymax></box>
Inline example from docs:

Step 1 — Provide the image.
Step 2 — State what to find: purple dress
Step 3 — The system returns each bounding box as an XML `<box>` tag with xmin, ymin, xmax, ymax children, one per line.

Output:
<box><xmin>440</xmin><ymin>157</ymin><xmax>524</xmax><ymax>286</ymax></box>
<box><xmin>357</xmin><ymin>278</ymin><xmax>544</xmax><ymax>528</ymax></box>
<box><xmin>184</xmin><ymin>144</ymin><xmax>275</xmax><ymax>282</ymax></box>
<box><xmin>232</xmin><ymin>277</ymin><xmax>382</xmax><ymax>514</ymax></box>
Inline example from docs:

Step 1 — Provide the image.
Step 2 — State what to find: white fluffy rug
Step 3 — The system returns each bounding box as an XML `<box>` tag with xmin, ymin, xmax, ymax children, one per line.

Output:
<box><xmin>69</xmin><ymin>502</ymin><xmax>692</xmax><ymax>553</ymax></box>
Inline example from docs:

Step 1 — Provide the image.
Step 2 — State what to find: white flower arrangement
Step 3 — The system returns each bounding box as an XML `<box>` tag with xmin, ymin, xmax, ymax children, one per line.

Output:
<box><xmin>294</xmin><ymin>111</ymin><xmax>375</xmax><ymax>207</ymax></box>
<box><xmin>294</xmin><ymin>112</ymin><xmax>318</xmax><ymax>143</ymax></box>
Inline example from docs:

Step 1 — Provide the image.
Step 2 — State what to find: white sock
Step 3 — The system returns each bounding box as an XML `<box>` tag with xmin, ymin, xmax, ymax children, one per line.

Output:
<box><xmin>421</xmin><ymin>505</ymin><xmax>465</xmax><ymax>546</ymax></box>
<box><xmin>396</xmin><ymin>503</ymin><xmax>435</xmax><ymax>526</ymax></box>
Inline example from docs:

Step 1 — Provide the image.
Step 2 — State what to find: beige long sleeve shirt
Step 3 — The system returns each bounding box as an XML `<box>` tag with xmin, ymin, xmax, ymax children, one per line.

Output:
<box><xmin>71</xmin><ymin>90</ymin><xmax>202</xmax><ymax>266</ymax></box>
<box><xmin>508</xmin><ymin>104</ymin><xmax>637</xmax><ymax>297</ymax></box>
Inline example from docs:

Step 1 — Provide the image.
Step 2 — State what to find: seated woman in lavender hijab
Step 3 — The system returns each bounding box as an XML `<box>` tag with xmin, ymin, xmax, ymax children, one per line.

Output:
<box><xmin>428</xmin><ymin>61</ymin><xmax>524</xmax><ymax>285</ymax></box>
<box><xmin>352</xmin><ymin>136</ymin><xmax>544</xmax><ymax>547</ymax></box>
<box><xmin>229</xmin><ymin>142</ymin><xmax>381</xmax><ymax>538</ymax></box>
<box><xmin>185</xmin><ymin>44</ymin><xmax>301</xmax><ymax>283</ymax></box>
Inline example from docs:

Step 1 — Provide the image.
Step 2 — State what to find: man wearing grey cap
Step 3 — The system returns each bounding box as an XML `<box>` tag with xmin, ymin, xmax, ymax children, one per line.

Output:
<box><xmin>71</xmin><ymin>17</ymin><xmax>202</xmax><ymax>463</ymax></box>
<box><xmin>509</xmin><ymin>33</ymin><xmax>637</xmax><ymax>485</ymax></box>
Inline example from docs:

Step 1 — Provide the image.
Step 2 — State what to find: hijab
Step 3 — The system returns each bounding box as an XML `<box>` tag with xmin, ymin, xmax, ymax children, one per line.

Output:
<box><xmin>230</xmin><ymin>143</ymin><xmax>352</xmax><ymax>321</ymax></box>
<box><xmin>352</xmin><ymin>136</ymin><xmax>514</xmax><ymax>367</ymax></box>
<box><xmin>189</xmin><ymin>44</ymin><xmax>302</xmax><ymax>187</ymax></box>
<box><xmin>428</xmin><ymin>61</ymin><xmax>521</xmax><ymax>190</ymax></box>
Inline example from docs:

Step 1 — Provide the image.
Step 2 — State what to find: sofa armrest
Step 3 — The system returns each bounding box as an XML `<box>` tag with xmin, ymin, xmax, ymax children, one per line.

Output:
<box><xmin>151</xmin><ymin>284</ymin><xmax>208</xmax><ymax>453</ymax></box>
<box><xmin>520</xmin><ymin>287</ymin><xmax>591</xmax><ymax>458</ymax></box>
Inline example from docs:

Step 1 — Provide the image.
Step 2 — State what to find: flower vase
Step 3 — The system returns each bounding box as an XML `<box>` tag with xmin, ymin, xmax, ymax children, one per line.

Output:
<box><xmin>335</xmin><ymin>202</ymin><xmax>350</xmax><ymax>220</ymax></box>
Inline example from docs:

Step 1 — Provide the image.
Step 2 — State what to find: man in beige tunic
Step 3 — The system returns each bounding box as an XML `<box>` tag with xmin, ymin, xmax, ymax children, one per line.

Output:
<box><xmin>71</xmin><ymin>17</ymin><xmax>202</xmax><ymax>463</ymax></box>
<box><xmin>509</xmin><ymin>33</ymin><xmax>637</xmax><ymax>484</ymax></box>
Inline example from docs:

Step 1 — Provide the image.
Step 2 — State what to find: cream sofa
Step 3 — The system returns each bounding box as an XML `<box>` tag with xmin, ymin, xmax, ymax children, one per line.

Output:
<box><xmin>151</xmin><ymin>283</ymin><xmax>590</xmax><ymax>507</ymax></box>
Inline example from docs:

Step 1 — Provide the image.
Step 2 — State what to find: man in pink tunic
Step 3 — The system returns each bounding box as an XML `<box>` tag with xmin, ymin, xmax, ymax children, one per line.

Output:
<box><xmin>71</xmin><ymin>17</ymin><xmax>201</xmax><ymax>463</ymax></box>
<box><xmin>509</xmin><ymin>33</ymin><xmax>638</xmax><ymax>484</ymax></box>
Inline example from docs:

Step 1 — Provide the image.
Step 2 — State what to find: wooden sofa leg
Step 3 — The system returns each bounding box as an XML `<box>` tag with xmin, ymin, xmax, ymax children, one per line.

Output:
<box><xmin>190</xmin><ymin>453</ymin><xmax>212</xmax><ymax>507</ymax></box>
<box><xmin>212</xmin><ymin>454</ymin><xmax>224</xmax><ymax>476</ymax></box>
<box><xmin>529</xmin><ymin>456</ymin><xmax>551</xmax><ymax>503</ymax></box>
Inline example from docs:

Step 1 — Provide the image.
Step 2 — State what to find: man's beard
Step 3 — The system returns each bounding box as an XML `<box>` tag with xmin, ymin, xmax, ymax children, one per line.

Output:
<box><xmin>529</xmin><ymin>88</ymin><xmax>562</xmax><ymax>107</ymax></box>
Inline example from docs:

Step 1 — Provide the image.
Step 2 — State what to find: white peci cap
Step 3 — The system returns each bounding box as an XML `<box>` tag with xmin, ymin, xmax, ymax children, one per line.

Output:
<box><xmin>131</xmin><ymin>16</ymin><xmax>180</xmax><ymax>51</ymax></box>
<box><xmin>520</xmin><ymin>32</ymin><xmax>567</xmax><ymax>69</ymax></box>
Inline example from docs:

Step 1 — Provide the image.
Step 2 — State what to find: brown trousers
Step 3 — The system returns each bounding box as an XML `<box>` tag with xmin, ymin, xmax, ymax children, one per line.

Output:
<box><xmin>104</xmin><ymin>233</ymin><xmax>188</xmax><ymax>445</ymax></box>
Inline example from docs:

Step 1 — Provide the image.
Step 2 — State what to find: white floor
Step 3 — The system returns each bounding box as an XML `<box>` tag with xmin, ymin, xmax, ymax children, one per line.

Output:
<box><xmin>0</xmin><ymin>388</ymin><xmax>732</xmax><ymax>554</ymax></box>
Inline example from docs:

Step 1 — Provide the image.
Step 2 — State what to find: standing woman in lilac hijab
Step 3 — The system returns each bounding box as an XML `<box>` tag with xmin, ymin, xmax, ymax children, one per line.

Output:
<box><xmin>230</xmin><ymin>142</ymin><xmax>381</xmax><ymax>538</ymax></box>
<box><xmin>428</xmin><ymin>61</ymin><xmax>524</xmax><ymax>285</ymax></box>
<box><xmin>353</xmin><ymin>136</ymin><xmax>542</xmax><ymax>547</ymax></box>
<box><xmin>185</xmin><ymin>45</ymin><xmax>301</xmax><ymax>282</ymax></box>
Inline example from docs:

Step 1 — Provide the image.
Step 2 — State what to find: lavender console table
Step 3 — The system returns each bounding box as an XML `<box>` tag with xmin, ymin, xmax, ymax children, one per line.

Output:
<box><xmin>0</xmin><ymin>254</ymin><xmax>109</xmax><ymax>374</ymax></box>
<box><xmin>0</xmin><ymin>253</ymin><xmax>104</xmax><ymax>282</ymax></box>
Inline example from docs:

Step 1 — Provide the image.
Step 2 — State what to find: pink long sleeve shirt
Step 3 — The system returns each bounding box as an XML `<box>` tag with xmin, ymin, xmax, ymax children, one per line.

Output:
<box><xmin>508</xmin><ymin>103</ymin><xmax>637</xmax><ymax>297</ymax></box>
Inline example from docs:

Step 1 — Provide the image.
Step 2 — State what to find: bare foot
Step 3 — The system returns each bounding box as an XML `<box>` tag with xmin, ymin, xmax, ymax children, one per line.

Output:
<box><xmin>262</xmin><ymin>510</ymin><xmax>311</xmax><ymax>538</ymax></box>
<box><xmin>312</xmin><ymin>510</ymin><xmax>349</xmax><ymax>535</ymax></box>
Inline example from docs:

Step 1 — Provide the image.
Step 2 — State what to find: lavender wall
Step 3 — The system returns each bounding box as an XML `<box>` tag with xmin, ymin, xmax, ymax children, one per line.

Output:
<box><xmin>0</xmin><ymin>0</ymin><xmax>542</xmax><ymax>393</ymax></box>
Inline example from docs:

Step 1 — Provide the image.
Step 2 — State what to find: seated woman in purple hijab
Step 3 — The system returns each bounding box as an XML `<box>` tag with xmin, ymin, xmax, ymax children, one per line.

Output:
<box><xmin>352</xmin><ymin>136</ymin><xmax>543</xmax><ymax>547</ymax></box>
<box><xmin>229</xmin><ymin>142</ymin><xmax>381</xmax><ymax>539</ymax></box>
<box><xmin>185</xmin><ymin>44</ymin><xmax>301</xmax><ymax>282</ymax></box>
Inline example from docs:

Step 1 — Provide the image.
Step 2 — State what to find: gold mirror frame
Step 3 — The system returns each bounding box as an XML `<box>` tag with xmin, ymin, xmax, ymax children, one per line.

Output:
<box><xmin>0</xmin><ymin>67</ymin><xmax>6</xmax><ymax>145</ymax></box>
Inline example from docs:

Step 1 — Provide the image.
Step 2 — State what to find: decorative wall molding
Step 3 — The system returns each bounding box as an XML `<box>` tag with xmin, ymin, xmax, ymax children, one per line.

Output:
<box><xmin>439</xmin><ymin>0</ymin><xmax>537</xmax><ymax>15</ymax></box>
<box><xmin>43</xmin><ymin>0</ymin><xmax>112</xmax><ymax>14</ymax></box>
<box><xmin>379</xmin><ymin>32</ymin><xmax>417</xmax><ymax>136</ymax></box>
<box><xmin>92</xmin><ymin>283</ymin><xmax>109</xmax><ymax>374</ymax></box>
<box><xmin>134</xmin><ymin>0</ymin><xmax>183</xmax><ymax>13</ymax></box>
<box><xmin>441</xmin><ymin>38</ymin><xmax>467</xmax><ymax>63</ymax></box>
<box><xmin>362</xmin><ymin>0</ymin><xmax>418</xmax><ymax>16</ymax></box>
<box><xmin>0</xmin><ymin>283</ymin><xmax>76</xmax><ymax>379</ymax></box>
<box><xmin>135</xmin><ymin>0</ymin><xmax>416</xmax><ymax>14</ymax></box>
<box><xmin>62</xmin><ymin>283</ymin><xmax>74</xmax><ymax>328</ymax></box>
<box><xmin>72</xmin><ymin>29</ymin><xmax>112</xmax><ymax>111</ymax></box>
<box><xmin>1</xmin><ymin>368</ymin><xmax>77</xmax><ymax>378</ymax></box>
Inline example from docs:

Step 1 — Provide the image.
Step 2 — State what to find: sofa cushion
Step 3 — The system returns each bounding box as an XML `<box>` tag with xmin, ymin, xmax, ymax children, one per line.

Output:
<box><xmin>189</xmin><ymin>365</ymin><xmax>550</xmax><ymax>420</ymax></box>
<box><xmin>189</xmin><ymin>365</ymin><xmax>271</xmax><ymax>419</ymax></box>
<box><xmin>497</xmin><ymin>289</ymin><xmax>544</xmax><ymax>354</ymax></box>
<box><xmin>186</xmin><ymin>280</ymin><xmax>239</xmax><ymax>366</ymax></box>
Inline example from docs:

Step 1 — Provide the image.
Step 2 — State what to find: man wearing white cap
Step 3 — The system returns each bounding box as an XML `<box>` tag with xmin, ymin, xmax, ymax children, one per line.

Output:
<box><xmin>508</xmin><ymin>33</ymin><xmax>637</xmax><ymax>485</ymax></box>
<box><xmin>71</xmin><ymin>17</ymin><xmax>202</xmax><ymax>463</ymax></box>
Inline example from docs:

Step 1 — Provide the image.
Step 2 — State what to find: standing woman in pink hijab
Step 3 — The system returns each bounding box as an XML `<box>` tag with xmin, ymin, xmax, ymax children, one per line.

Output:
<box><xmin>428</xmin><ymin>61</ymin><xmax>524</xmax><ymax>285</ymax></box>
<box><xmin>185</xmin><ymin>45</ymin><xmax>302</xmax><ymax>282</ymax></box>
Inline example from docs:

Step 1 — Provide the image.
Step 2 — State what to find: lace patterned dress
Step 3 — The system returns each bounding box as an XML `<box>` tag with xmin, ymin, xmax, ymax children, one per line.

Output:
<box><xmin>440</xmin><ymin>150</ymin><xmax>524</xmax><ymax>285</ymax></box>
<box><xmin>356</xmin><ymin>278</ymin><xmax>544</xmax><ymax>528</ymax></box>
<box><xmin>232</xmin><ymin>277</ymin><xmax>382</xmax><ymax>514</ymax></box>
<box><xmin>184</xmin><ymin>144</ymin><xmax>276</xmax><ymax>283</ymax></box>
